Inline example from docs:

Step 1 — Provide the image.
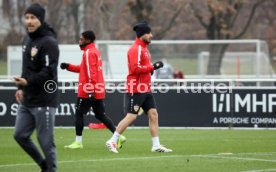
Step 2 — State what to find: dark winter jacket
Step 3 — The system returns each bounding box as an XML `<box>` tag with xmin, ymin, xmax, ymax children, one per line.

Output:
<box><xmin>21</xmin><ymin>23</ymin><xmax>59</xmax><ymax>107</ymax></box>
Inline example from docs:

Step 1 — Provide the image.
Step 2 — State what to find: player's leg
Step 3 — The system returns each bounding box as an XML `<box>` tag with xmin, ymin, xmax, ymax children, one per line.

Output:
<box><xmin>147</xmin><ymin>108</ymin><xmax>159</xmax><ymax>138</ymax></box>
<box><xmin>75</xmin><ymin>98</ymin><xmax>90</xmax><ymax>137</ymax></box>
<box><xmin>142</xmin><ymin>94</ymin><xmax>160</xmax><ymax>148</ymax></box>
<box><xmin>113</xmin><ymin>93</ymin><xmax>144</xmax><ymax>136</ymax></box>
<box><xmin>92</xmin><ymin>99</ymin><xmax>116</xmax><ymax>133</ymax></box>
<box><xmin>106</xmin><ymin>93</ymin><xmax>143</xmax><ymax>153</ymax></box>
<box><xmin>143</xmin><ymin>93</ymin><xmax>172</xmax><ymax>153</ymax></box>
<box><xmin>65</xmin><ymin>98</ymin><xmax>90</xmax><ymax>149</ymax></box>
<box><xmin>116</xmin><ymin>113</ymin><xmax>137</xmax><ymax>134</ymax></box>
<box><xmin>13</xmin><ymin>105</ymin><xmax>46</xmax><ymax>170</ymax></box>
<box><xmin>92</xmin><ymin>99</ymin><xmax>127</xmax><ymax>148</ymax></box>
<box><xmin>33</xmin><ymin>107</ymin><xmax>57</xmax><ymax>172</ymax></box>
<box><xmin>106</xmin><ymin>113</ymin><xmax>136</xmax><ymax>153</ymax></box>
<box><xmin>118</xmin><ymin>93</ymin><xmax>145</xmax><ymax>133</ymax></box>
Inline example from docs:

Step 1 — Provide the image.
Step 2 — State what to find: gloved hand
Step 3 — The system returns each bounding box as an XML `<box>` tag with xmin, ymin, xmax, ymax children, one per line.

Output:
<box><xmin>60</xmin><ymin>63</ymin><xmax>69</xmax><ymax>70</ymax></box>
<box><xmin>153</xmin><ymin>61</ymin><xmax>164</xmax><ymax>70</ymax></box>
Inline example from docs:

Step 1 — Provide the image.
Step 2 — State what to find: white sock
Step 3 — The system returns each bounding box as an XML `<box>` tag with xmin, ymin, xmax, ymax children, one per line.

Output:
<box><xmin>76</xmin><ymin>136</ymin><xmax>82</xmax><ymax>143</ymax></box>
<box><xmin>110</xmin><ymin>132</ymin><xmax>120</xmax><ymax>143</ymax></box>
<box><xmin>152</xmin><ymin>136</ymin><xmax>160</xmax><ymax>147</ymax></box>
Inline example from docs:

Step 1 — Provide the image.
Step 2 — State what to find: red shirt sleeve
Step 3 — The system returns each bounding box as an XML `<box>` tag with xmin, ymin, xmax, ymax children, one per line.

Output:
<box><xmin>67</xmin><ymin>64</ymin><xmax>80</xmax><ymax>73</ymax></box>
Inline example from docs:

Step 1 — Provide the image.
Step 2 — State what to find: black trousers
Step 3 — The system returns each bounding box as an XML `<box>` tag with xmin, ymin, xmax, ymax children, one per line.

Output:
<box><xmin>75</xmin><ymin>97</ymin><xmax>116</xmax><ymax>136</ymax></box>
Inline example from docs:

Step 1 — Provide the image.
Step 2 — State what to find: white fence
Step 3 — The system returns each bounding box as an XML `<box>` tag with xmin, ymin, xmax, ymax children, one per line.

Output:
<box><xmin>7</xmin><ymin>39</ymin><xmax>272</xmax><ymax>79</ymax></box>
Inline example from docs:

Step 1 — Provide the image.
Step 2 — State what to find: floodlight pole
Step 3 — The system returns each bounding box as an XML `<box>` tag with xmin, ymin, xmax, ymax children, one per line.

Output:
<box><xmin>256</xmin><ymin>40</ymin><xmax>261</xmax><ymax>86</ymax></box>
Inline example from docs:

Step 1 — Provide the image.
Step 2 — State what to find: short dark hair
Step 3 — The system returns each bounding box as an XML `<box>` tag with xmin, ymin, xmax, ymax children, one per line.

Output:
<box><xmin>81</xmin><ymin>30</ymin><xmax>96</xmax><ymax>42</ymax></box>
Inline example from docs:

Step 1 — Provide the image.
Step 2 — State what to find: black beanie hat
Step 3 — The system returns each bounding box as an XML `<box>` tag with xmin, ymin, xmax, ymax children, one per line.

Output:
<box><xmin>133</xmin><ymin>21</ymin><xmax>151</xmax><ymax>38</ymax></box>
<box><xmin>25</xmin><ymin>3</ymin><xmax>45</xmax><ymax>23</ymax></box>
<box><xmin>82</xmin><ymin>30</ymin><xmax>96</xmax><ymax>42</ymax></box>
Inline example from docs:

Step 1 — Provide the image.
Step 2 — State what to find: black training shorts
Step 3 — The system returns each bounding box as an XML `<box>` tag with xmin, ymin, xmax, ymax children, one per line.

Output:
<box><xmin>126</xmin><ymin>92</ymin><xmax>157</xmax><ymax>114</ymax></box>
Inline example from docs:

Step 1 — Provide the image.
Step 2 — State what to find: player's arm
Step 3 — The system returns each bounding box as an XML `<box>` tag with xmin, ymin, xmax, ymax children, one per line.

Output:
<box><xmin>60</xmin><ymin>62</ymin><xmax>80</xmax><ymax>73</ymax></box>
<box><xmin>67</xmin><ymin>64</ymin><xmax>80</xmax><ymax>73</ymax></box>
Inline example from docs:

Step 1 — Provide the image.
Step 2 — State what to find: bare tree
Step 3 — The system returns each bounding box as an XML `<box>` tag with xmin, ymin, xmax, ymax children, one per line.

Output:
<box><xmin>87</xmin><ymin>0</ymin><xmax>127</xmax><ymax>40</ymax></box>
<box><xmin>1</xmin><ymin>0</ymin><xmax>28</xmax><ymax>46</ymax></box>
<box><xmin>1</xmin><ymin>0</ymin><xmax>28</xmax><ymax>33</ymax></box>
<box><xmin>128</xmin><ymin>0</ymin><xmax>153</xmax><ymax>22</ymax></box>
<box><xmin>254</xmin><ymin>0</ymin><xmax>276</xmax><ymax>58</ymax></box>
<box><xmin>45</xmin><ymin>0</ymin><xmax>64</xmax><ymax>35</ymax></box>
<box><xmin>69</xmin><ymin>0</ymin><xmax>81</xmax><ymax>42</ymax></box>
<box><xmin>127</xmin><ymin>0</ymin><xmax>185</xmax><ymax>40</ymax></box>
<box><xmin>2</xmin><ymin>0</ymin><xmax>17</xmax><ymax>30</ymax></box>
<box><xmin>0</xmin><ymin>0</ymin><xmax>273</xmax><ymax>55</ymax></box>
<box><xmin>189</xmin><ymin>0</ymin><xmax>267</xmax><ymax>75</ymax></box>
<box><xmin>154</xmin><ymin>2</ymin><xmax>186</xmax><ymax>39</ymax></box>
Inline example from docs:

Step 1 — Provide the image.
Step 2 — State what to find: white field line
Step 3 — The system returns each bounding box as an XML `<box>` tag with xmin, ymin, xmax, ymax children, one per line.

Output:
<box><xmin>192</xmin><ymin>154</ymin><xmax>276</xmax><ymax>163</ymax></box>
<box><xmin>0</xmin><ymin>155</ymin><xmax>185</xmax><ymax>168</ymax></box>
<box><xmin>2</xmin><ymin>127</ymin><xmax>276</xmax><ymax>130</ymax></box>
<box><xmin>236</xmin><ymin>152</ymin><xmax>276</xmax><ymax>156</ymax></box>
<box><xmin>2</xmin><ymin>152</ymin><xmax>276</xmax><ymax>169</ymax></box>
<box><xmin>242</xmin><ymin>169</ymin><xmax>276</xmax><ymax>172</ymax></box>
<box><xmin>197</xmin><ymin>152</ymin><xmax>276</xmax><ymax>156</ymax></box>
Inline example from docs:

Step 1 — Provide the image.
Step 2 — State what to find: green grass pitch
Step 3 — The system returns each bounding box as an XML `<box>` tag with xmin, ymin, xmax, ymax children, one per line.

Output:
<box><xmin>1</xmin><ymin>128</ymin><xmax>276</xmax><ymax>172</ymax></box>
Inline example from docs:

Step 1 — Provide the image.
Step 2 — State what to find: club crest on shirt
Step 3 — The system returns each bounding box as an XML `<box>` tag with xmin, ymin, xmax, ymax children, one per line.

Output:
<box><xmin>144</xmin><ymin>52</ymin><xmax>148</xmax><ymax>57</ymax></box>
<box><xmin>133</xmin><ymin>104</ymin><xmax>140</xmax><ymax>112</ymax></box>
<box><xmin>31</xmin><ymin>46</ymin><xmax>38</xmax><ymax>57</ymax></box>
